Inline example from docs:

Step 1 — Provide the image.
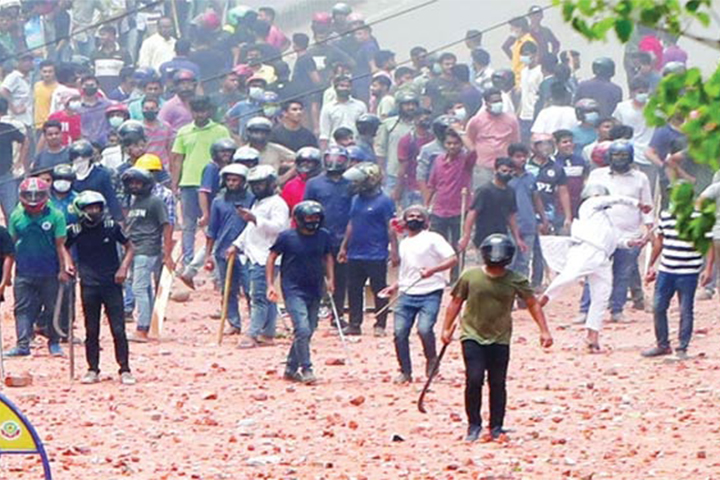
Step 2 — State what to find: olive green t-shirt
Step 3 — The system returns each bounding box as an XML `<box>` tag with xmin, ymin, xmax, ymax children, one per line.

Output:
<box><xmin>451</xmin><ymin>267</ymin><xmax>534</xmax><ymax>345</ymax></box>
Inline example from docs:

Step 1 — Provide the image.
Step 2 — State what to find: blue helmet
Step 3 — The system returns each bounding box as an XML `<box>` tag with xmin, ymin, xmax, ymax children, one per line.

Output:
<box><xmin>346</xmin><ymin>145</ymin><xmax>372</xmax><ymax>163</ymax></box>
<box><xmin>608</xmin><ymin>140</ymin><xmax>634</xmax><ymax>173</ymax></box>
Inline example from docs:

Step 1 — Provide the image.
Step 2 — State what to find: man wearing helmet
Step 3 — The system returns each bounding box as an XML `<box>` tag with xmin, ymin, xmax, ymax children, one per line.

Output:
<box><xmin>199</xmin><ymin>139</ymin><xmax>237</xmax><ymax>228</ymax></box>
<box><xmin>338</xmin><ymin>162</ymin><xmax>398</xmax><ymax>337</ymax></box>
<box><xmin>355</xmin><ymin>113</ymin><xmax>380</xmax><ymax>162</ymax></box>
<box><xmin>570</xmin><ymin>98</ymin><xmax>601</xmax><ymax>156</ymax></box>
<box><xmin>319</xmin><ymin>75</ymin><xmax>367</xmax><ymax>151</ymax></box>
<box><xmin>267</xmin><ymin>200</ymin><xmax>334</xmax><ymax>384</ymax></box>
<box><xmin>204</xmin><ymin>163</ymin><xmax>254</xmax><ymax>336</ymax></box>
<box><xmin>7</xmin><ymin>177</ymin><xmax>73</xmax><ymax>357</ymax></box>
<box><xmin>281</xmin><ymin>147</ymin><xmax>322</xmax><ymax>213</ymax></box>
<box><xmin>244</xmin><ymin>117</ymin><xmax>295</xmax><ymax>185</ymax></box>
<box><xmin>122</xmin><ymin>167</ymin><xmax>173</xmax><ymax>342</ymax></box>
<box><xmin>441</xmin><ymin>233</ymin><xmax>553</xmax><ymax>443</ymax></box>
<box><xmin>576</xmin><ymin>57</ymin><xmax>623</xmax><ymax>118</ymax></box>
<box><xmin>171</xmin><ymin>96</ymin><xmax>231</xmax><ymax>266</ymax></box>
<box><xmin>70</xmin><ymin>139</ymin><xmax>124</xmax><ymax>222</ymax></box>
<box><xmin>66</xmin><ymin>190</ymin><xmax>136</xmax><ymax>385</ymax></box>
<box><xmin>230</xmin><ymin>165</ymin><xmax>290</xmax><ymax>348</ymax></box>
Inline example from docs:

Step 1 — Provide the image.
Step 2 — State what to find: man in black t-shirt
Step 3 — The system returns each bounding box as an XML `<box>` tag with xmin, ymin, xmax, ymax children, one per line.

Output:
<box><xmin>66</xmin><ymin>191</ymin><xmax>135</xmax><ymax>385</ymax></box>
<box><xmin>269</xmin><ymin>100</ymin><xmax>318</xmax><ymax>152</ymax></box>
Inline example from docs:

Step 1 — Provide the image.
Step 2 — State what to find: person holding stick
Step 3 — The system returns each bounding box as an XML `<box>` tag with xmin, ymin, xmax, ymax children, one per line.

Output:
<box><xmin>379</xmin><ymin>205</ymin><xmax>457</xmax><ymax>384</ymax></box>
<box><xmin>441</xmin><ymin>234</ymin><xmax>553</xmax><ymax>443</ymax></box>
<box><xmin>267</xmin><ymin>201</ymin><xmax>334</xmax><ymax>384</ymax></box>
<box><xmin>66</xmin><ymin>191</ymin><xmax>135</xmax><ymax>385</ymax></box>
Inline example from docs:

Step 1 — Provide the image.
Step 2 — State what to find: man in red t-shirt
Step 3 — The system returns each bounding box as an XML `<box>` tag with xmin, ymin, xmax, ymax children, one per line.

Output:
<box><xmin>281</xmin><ymin>147</ymin><xmax>323</xmax><ymax>216</ymax></box>
<box><xmin>397</xmin><ymin>108</ymin><xmax>434</xmax><ymax>207</ymax></box>
<box><xmin>47</xmin><ymin>89</ymin><xmax>82</xmax><ymax>146</ymax></box>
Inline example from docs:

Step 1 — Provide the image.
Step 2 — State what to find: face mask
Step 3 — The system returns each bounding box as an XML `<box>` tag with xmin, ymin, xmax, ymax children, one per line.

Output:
<box><xmin>454</xmin><ymin>107</ymin><xmax>467</xmax><ymax>122</ymax></box>
<box><xmin>248</xmin><ymin>87</ymin><xmax>264</xmax><ymax>101</ymax></box>
<box><xmin>68</xmin><ymin>100</ymin><xmax>82</xmax><ymax>111</ymax></box>
<box><xmin>83</xmin><ymin>86</ymin><xmax>98</xmax><ymax>96</ymax></box>
<box><xmin>432</xmin><ymin>63</ymin><xmax>443</xmax><ymax>75</ymax></box>
<box><xmin>488</xmin><ymin>102</ymin><xmax>504</xmax><ymax>115</ymax></box>
<box><xmin>634</xmin><ymin>93</ymin><xmax>649</xmax><ymax>104</ymax></box>
<box><xmin>263</xmin><ymin>106</ymin><xmax>280</xmax><ymax>117</ymax></box>
<box><xmin>143</xmin><ymin>110</ymin><xmax>158</xmax><ymax>121</ymax></box>
<box><xmin>405</xmin><ymin>219</ymin><xmax>425</xmax><ymax>232</ymax></box>
<box><xmin>85</xmin><ymin>211</ymin><xmax>104</xmax><ymax>226</ymax></box>
<box><xmin>520</xmin><ymin>55</ymin><xmax>532</xmax><ymax>65</ymax></box>
<box><xmin>336</xmin><ymin>88</ymin><xmax>351</xmax><ymax>98</ymax></box>
<box><xmin>53</xmin><ymin>179</ymin><xmax>72</xmax><ymax>193</ymax></box>
<box><xmin>610</xmin><ymin>156</ymin><xmax>632</xmax><ymax>173</ymax></box>
<box><xmin>418</xmin><ymin>118</ymin><xmax>432</xmax><ymax>129</ymax></box>
<box><xmin>496</xmin><ymin>172</ymin><xmax>514</xmax><ymax>184</ymax></box>
<box><xmin>73</xmin><ymin>158</ymin><xmax>92</xmax><ymax>180</ymax></box>
<box><xmin>584</xmin><ymin>112</ymin><xmax>599</xmax><ymax>125</ymax></box>
<box><xmin>108</xmin><ymin>116</ymin><xmax>124</xmax><ymax>128</ymax></box>
<box><xmin>177</xmin><ymin>89</ymin><xmax>194</xmax><ymax>100</ymax></box>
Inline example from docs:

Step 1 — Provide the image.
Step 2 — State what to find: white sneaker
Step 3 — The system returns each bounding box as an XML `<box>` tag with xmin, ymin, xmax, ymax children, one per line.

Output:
<box><xmin>120</xmin><ymin>372</ymin><xmax>137</xmax><ymax>385</ymax></box>
<box><xmin>81</xmin><ymin>371</ymin><xmax>99</xmax><ymax>384</ymax></box>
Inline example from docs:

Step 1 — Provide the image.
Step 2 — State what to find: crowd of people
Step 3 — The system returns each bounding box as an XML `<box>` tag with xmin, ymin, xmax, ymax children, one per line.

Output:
<box><xmin>0</xmin><ymin>1</ymin><xmax>713</xmax><ymax>444</ymax></box>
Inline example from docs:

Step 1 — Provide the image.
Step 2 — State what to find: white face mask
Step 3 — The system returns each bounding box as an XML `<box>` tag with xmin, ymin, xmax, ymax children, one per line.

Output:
<box><xmin>68</xmin><ymin>100</ymin><xmax>82</xmax><ymax>111</ymax></box>
<box><xmin>73</xmin><ymin>158</ymin><xmax>92</xmax><ymax>180</ymax></box>
<box><xmin>634</xmin><ymin>92</ymin><xmax>649</xmax><ymax>104</ymax></box>
<box><xmin>520</xmin><ymin>55</ymin><xmax>532</xmax><ymax>65</ymax></box>
<box><xmin>454</xmin><ymin>107</ymin><xmax>467</xmax><ymax>122</ymax></box>
<box><xmin>488</xmin><ymin>102</ymin><xmax>504</xmax><ymax>115</ymax></box>
<box><xmin>53</xmin><ymin>179</ymin><xmax>72</xmax><ymax>193</ymax></box>
<box><xmin>248</xmin><ymin>87</ymin><xmax>264</xmax><ymax>101</ymax></box>
<box><xmin>108</xmin><ymin>116</ymin><xmax>124</xmax><ymax>128</ymax></box>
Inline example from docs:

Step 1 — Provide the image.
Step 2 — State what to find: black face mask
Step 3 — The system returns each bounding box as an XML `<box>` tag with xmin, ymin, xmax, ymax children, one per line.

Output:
<box><xmin>336</xmin><ymin>89</ymin><xmax>351</xmax><ymax>98</ymax></box>
<box><xmin>83</xmin><ymin>86</ymin><xmax>98</xmax><ymax>96</ymax></box>
<box><xmin>610</xmin><ymin>157</ymin><xmax>632</xmax><ymax>173</ymax></box>
<box><xmin>496</xmin><ymin>172</ymin><xmax>514</xmax><ymax>184</ymax></box>
<box><xmin>143</xmin><ymin>111</ymin><xmax>158</xmax><ymax>121</ymax></box>
<box><xmin>406</xmin><ymin>219</ymin><xmax>425</xmax><ymax>231</ymax></box>
<box><xmin>418</xmin><ymin>119</ymin><xmax>432</xmax><ymax>129</ymax></box>
<box><xmin>177</xmin><ymin>89</ymin><xmax>194</xmax><ymax>99</ymax></box>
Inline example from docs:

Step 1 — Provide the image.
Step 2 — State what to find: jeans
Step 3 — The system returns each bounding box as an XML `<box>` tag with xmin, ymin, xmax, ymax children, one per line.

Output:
<box><xmin>284</xmin><ymin>294</ymin><xmax>320</xmax><ymax>372</ymax></box>
<box><xmin>248</xmin><ymin>262</ymin><xmax>277</xmax><ymax>338</ymax></box>
<box><xmin>653</xmin><ymin>271</ymin><xmax>698</xmax><ymax>350</ymax></box>
<box><xmin>14</xmin><ymin>275</ymin><xmax>60</xmax><ymax>349</ymax></box>
<box><xmin>519</xmin><ymin>119</ymin><xmax>533</xmax><ymax>145</ymax></box>
<box><xmin>216</xmin><ymin>253</ymin><xmax>249</xmax><ymax>329</ymax></box>
<box><xmin>81</xmin><ymin>283</ymin><xmax>130</xmax><ymax>373</ymax></box>
<box><xmin>430</xmin><ymin>215</ymin><xmax>461</xmax><ymax>279</ymax></box>
<box><xmin>462</xmin><ymin>341</ymin><xmax>510</xmax><ymax>429</ymax></box>
<box><xmin>132</xmin><ymin>254</ymin><xmax>160</xmax><ymax>332</ymax></box>
<box><xmin>180</xmin><ymin>187</ymin><xmax>201</xmax><ymax>265</ymax></box>
<box><xmin>0</xmin><ymin>172</ymin><xmax>19</xmax><ymax>224</ymax></box>
<box><xmin>531</xmin><ymin>235</ymin><xmax>545</xmax><ymax>288</ymax></box>
<box><xmin>510</xmin><ymin>232</ymin><xmax>536</xmax><ymax>279</ymax></box>
<box><xmin>393</xmin><ymin>290</ymin><xmax>441</xmax><ymax>376</ymax></box>
<box><xmin>347</xmin><ymin>259</ymin><xmax>389</xmax><ymax>329</ymax></box>
<box><xmin>580</xmin><ymin>246</ymin><xmax>640</xmax><ymax>314</ymax></box>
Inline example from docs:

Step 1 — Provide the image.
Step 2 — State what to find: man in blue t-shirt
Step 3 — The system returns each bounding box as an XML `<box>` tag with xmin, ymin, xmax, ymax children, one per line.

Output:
<box><xmin>338</xmin><ymin>162</ymin><xmax>398</xmax><ymax>337</ymax></box>
<box><xmin>304</xmin><ymin>148</ymin><xmax>352</xmax><ymax>327</ymax></box>
<box><xmin>267</xmin><ymin>201</ymin><xmax>334</xmax><ymax>385</ymax></box>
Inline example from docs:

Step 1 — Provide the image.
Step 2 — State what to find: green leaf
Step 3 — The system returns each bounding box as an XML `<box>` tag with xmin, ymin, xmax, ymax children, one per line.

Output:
<box><xmin>614</xmin><ymin>18</ymin><xmax>634</xmax><ymax>41</ymax></box>
<box><xmin>686</xmin><ymin>0</ymin><xmax>701</xmax><ymax>11</ymax></box>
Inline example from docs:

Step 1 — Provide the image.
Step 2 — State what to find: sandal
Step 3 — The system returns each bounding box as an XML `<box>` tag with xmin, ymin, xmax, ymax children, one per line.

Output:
<box><xmin>584</xmin><ymin>338</ymin><xmax>601</xmax><ymax>353</ymax></box>
<box><xmin>237</xmin><ymin>336</ymin><xmax>258</xmax><ymax>349</ymax></box>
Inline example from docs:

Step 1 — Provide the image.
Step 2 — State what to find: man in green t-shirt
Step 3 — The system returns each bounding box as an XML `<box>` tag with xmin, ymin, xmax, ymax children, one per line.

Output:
<box><xmin>441</xmin><ymin>233</ymin><xmax>553</xmax><ymax>443</ymax></box>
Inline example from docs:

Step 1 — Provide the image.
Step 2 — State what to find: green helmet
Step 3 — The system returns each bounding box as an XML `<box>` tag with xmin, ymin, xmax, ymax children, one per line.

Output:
<box><xmin>73</xmin><ymin>190</ymin><xmax>106</xmax><ymax>227</ymax></box>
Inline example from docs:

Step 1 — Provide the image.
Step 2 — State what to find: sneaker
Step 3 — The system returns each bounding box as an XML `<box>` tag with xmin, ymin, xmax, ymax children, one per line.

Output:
<box><xmin>641</xmin><ymin>346</ymin><xmax>673</xmax><ymax>358</ymax></box>
<box><xmin>465</xmin><ymin>424</ymin><xmax>482</xmax><ymax>443</ymax></box>
<box><xmin>128</xmin><ymin>331</ymin><xmax>149</xmax><ymax>343</ymax></box>
<box><xmin>4</xmin><ymin>346</ymin><xmax>30</xmax><ymax>357</ymax></box>
<box><xmin>393</xmin><ymin>372</ymin><xmax>412</xmax><ymax>384</ymax></box>
<box><xmin>319</xmin><ymin>306</ymin><xmax>332</xmax><ymax>320</ymax></box>
<box><xmin>425</xmin><ymin>357</ymin><xmax>438</xmax><ymax>378</ymax></box>
<box><xmin>573</xmin><ymin>313</ymin><xmax>588</xmax><ymax>325</ymax></box>
<box><xmin>330</xmin><ymin>318</ymin><xmax>349</xmax><ymax>330</ymax></box>
<box><xmin>373</xmin><ymin>326</ymin><xmax>386</xmax><ymax>337</ymax></box>
<box><xmin>490</xmin><ymin>426</ymin><xmax>509</xmax><ymax>441</ymax></box>
<box><xmin>237</xmin><ymin>335</ymin><xmax>258</xmax><ymax>349</ymax></box>
<box><xmin>124</xmin><ymin>311</ymin><xmax>134</xmax><ymax>323</ymax></box>
<box><xmin>256</xmin><ymin>335</ymin><xmax>274</xmax><ymax>346</ymax></box>
<box><xmin>697</xmin><ymin>288</ymin><xmax>714</xmax><ymax>301</ymax></box>
<box><xmin>342</xmin><ymin>325</ymin><xmax>362</xmax><ymax>336</ymax></box>
<box><xmin>223</xmin><ymin>326</ymin><xmax>242</xmax><ymax>336</ymax></box>
<box><xmin>120</xmin><ymin>372</ymin><xmax>137</xmax><ymax>385</ymax></box>
<box><xmin>81</xmin><ymin>371</ymin><xmax>100</xmax><ymax>384</ymax></box>
<box><xmin>48</xmin><ymin>343</ymin><xmax>64</xmax><ymax>357</ymax></box>
<box><xmin>299</xmin><ymin>369</ymin><xmax>317</xmax><ymax>385</ymax></box>
<box><xmin>675</xmin><ymin>349</ymin><xmax>689</xmax><ymax>360</ymax></box>
<box><xmin>610</xmin><ymin>312</ymin><xmax>625</xmax><ymax>323</ymax></box>
<box><xmin>283</xmin><ymin>369</ymin><xmax>301</xmax><ymax>382</ymax></box>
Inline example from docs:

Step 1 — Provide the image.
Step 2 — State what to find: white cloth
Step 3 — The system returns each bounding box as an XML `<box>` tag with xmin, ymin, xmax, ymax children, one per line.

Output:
<box><xmin>233</xmin><ymin>195</ymin><xmax>289</xmax><ymax>265</ymax></box>
<box><xmin>398</xmin><ymin>230</ymin><xmax>456</xmax><ymax>295</ymax></box>
<box><xmin>519</xmin><ymin>65</ymin><xmax>543</xmax><ymax>121</ymax></box>
<box><xmin>531</xmin><ymin>106</ymin><xmax>578</xmax><ymax>135</ymax></box>
<box><xmin>612</xmin><ymin>100</ymin><xmax>655</xmax><ymax>165</ymax></box>
<box><xmin>137</xmin><ymin>33</ymin><xmax>176</xmax><ymax>71</ymax></box>
<box><xmin>1</xmin><ymin>71</ymin><xmax>32</xmax><ymax>126</ymax></box>
<box><xmin>318</xmin><ymin>97</ymin><xmax>367</xmax><ymax>142</ymax></box>
<box><xmin>587</xmin><ymin>167</ymin><xmax>653</xmax><ymax>243</ymax></box>
<box><xmin>571</xmin><ymin>195</ymin><xmax>639</xmax><ymax>256</ymax></box>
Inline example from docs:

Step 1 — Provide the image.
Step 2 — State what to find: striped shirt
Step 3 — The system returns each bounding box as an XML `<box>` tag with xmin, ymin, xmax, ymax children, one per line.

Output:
<box><xmin>657</xmin><ymin>211</ymin><xmax>704</xmax><ymax>275</ymax></box>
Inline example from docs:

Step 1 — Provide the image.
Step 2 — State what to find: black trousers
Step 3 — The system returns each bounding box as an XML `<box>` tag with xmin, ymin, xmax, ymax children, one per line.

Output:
<box><xmin>347</xmin><ymin>259</ymin><xmax>389</xmax><ymax>328</ymax></box>
<box><xmin>462</xmin><ymin>340</ymin><xmax>510</xmax><ymax>429</ymax></box>
<box><xmin>81</xmin><ymin>284</ymin><xmax>130</xmax><ymax>374</ymax></box>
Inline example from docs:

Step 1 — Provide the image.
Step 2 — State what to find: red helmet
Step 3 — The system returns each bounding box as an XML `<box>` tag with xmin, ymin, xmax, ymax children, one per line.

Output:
<box><xmin>312</xmin><ymin>12</ymin><xmax>332</xmax><ymax>26</ymax></box>
<box><xmin>591</xmin><ymin>141</ymin><xmax>612</xmax><ymax>167</ymax></box>
<box><xmin>19</xmin><ymin>177</ymin><xmax>50</xmax><ymax>214</ymax></box>
<box><xmin>105</xmin><ymin>102</ymin><xmax>129</xmax><ymax>118</ymax></box>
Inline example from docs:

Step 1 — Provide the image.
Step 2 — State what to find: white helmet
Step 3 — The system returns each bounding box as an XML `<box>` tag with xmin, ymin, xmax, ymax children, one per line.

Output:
<box><xmin>220</xmin><ymin>163</ymin><xmax>249</xmax><ymax>179</ymax></box>
<box><xmin>247</xmin><ymin>164</ymin><xmax>277</xmax><ymax>183</ymax></box>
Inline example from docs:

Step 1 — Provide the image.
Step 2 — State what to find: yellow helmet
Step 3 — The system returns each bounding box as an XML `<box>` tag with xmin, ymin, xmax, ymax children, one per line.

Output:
<box><xmin>135</xmin><ymin>154</ymin><xmax>163</xmax><ymax>172</ymax></box>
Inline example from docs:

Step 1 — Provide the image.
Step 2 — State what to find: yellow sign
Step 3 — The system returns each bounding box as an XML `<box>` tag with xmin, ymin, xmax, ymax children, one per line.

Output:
<box><xmin>0</xmin><ymin>400</ymin><xmax>37</xmax><ymax>452</ymax></box>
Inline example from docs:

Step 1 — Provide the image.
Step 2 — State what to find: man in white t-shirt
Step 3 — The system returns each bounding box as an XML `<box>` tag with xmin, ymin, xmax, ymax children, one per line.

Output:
<box><xmin>379</xmin><ymin>205</ymin><xmax>458</xmax><ymax>384</ymax></box>
<box><xmin>612</xmin><ymin>76</ymin><xmax>656</xmax><ymax>188</ymax></box>
<box><xmin>0</xmin><ymin>53</ymin><xmax>34</xmax><ymax>128</ymax></box>
<box><xmin>518</xmin><ymin>42</ymin><xmax>543</xmax><ymax>144</ymax></box>
<box><xmin>531</xmin><ymin>81</ymin><xmax>577</xmax><ymax>135</ymax></box>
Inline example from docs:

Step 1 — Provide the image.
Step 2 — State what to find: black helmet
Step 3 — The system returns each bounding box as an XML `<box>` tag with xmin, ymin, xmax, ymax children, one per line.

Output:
<box><xmin>592</xmin><ymin>57</ymin><xmax>615</xmax><ymax>79</ymax></box>
<box><xmin>574</xmin><ymin>98</ymin><xmax>600</xmax><ymax>121</ymax></box>
<box><xmin>356</xmin><ymin>113</ymin><xmax>381</xmax><ymax>137</ymax></box>
<box><xmin>210</xmin><ymin>138</ymin><xmax>237</xmax><ymax>163</ymax></box>
<box><xmin>432</xmin><ymin>115</ymin><xmax>456</xmax><ymax>142</ymax></box>
<box><xmin>480</xmin><ymin>234</ymin><xmax>516</xmax><ymax>267</ymax></box>
<box><xmin>293</xmin><ymin>200</ymin><xmax>325</xmax><ymax>233</ymax></box>
<box><xmin>118</xmin><ymin>120</ymin><xmax>146</xmax><ymax>147</ymax></box>
<box><xmin>491</xmin><ymin>69</ymin><xmax>515</xmax><ymax>91</ymax></box>
<box><xmin>295</xmin><ymin>147</ymin><xmax>323</xmax><ymax>177</ymax></box>
<box><xmin>325</xmin><ymin>146</ymin><xmax>350</xmax><ymax>172</ymax></box>
<box><xmin>121</xmin><ymin>167</ymin><xmax>154</xmax><ymax>196</ymax></box>
<box><xmin>395</xmin><ymin>91</ymin><xmax>420</xmax><ymax>105</ymax></box>
<box><xmin>52</xmin><ymin>163</ymin><xmax>76</xmax><ymax>181</ymax></box>
<box><xmin>68</xmin><ymin>139</ymin><xmax>94</xmax><ymax>162</ymax></box>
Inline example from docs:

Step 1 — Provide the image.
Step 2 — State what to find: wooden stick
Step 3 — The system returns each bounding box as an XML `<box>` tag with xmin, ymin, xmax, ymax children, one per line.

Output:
<box><xmin>217</xmin><ymin>250</ymin><xmax>236</xmax><ymax>345</ymax></box>
<box><xmin>459</xmin><ymin>187</ymin><xmax>468</xmax><ymax>272</ymax></box>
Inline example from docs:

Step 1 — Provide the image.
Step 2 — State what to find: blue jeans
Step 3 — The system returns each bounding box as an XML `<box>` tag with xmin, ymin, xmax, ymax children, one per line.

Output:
<box><xmin>132</xmin><ymin>254</ymin><xmax>160</xmax><ymax>331</ymax></box>
<box><xmin>531</xmin><ymin>234</ymin><xmax>545</xmax><ymax>288</ymax></box>
<box><xmin>248</xmin><ymin>262</ymin><xmax>277</xmax><ymax>338</ymax></box>
<box><xmin>284</xmin><ymin>294</ymin><xmax>320</xmax><ymax>372</ymax></box>
<box><xmin>653</xmin><ymin>271</ymin><xmax>698</xmax><ymax>350</ymax></box>
<box><xmin>181</xmin><ymin>187</ymin><xmax>201</xmax><ymax>265</ymax></box>
<box><xmin>393</xmin><ymin>290</ymin><xmax>442</xmax><ymax>375</ymax></box>
<box><xmin>215</xmin><ymin>253</ymin><xmax>249</xmax><ymax>329</ymax></box>
<box><xmin>13</xmin><ymin>275</ymin><xmax>60</xmax><ymax>349</ymax></box>
<box><xmin>0</xmin><ymin>172</ymin><xmax>19</xmax><ymax>224</ymax></box>
<box><xmin>511</xmin><ymin>232</ymin><xmax>536</xmax><ymax>279</ymax></box>
<box><xmin>581</xmin><ymin>246</ymin><xmax>640</xmax><ymax>314</ymax></box>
